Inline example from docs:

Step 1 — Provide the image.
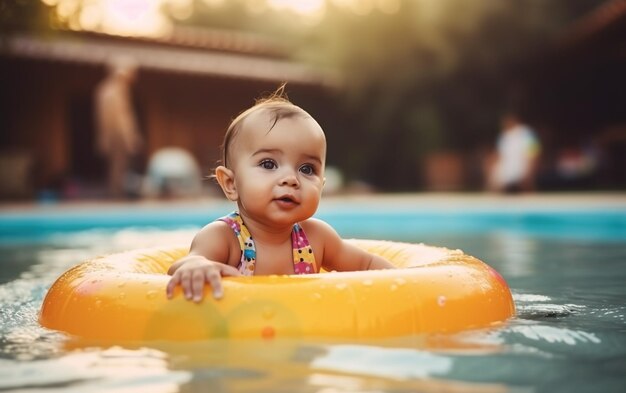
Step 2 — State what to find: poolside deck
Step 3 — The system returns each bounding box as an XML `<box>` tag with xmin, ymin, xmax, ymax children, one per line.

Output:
<box><xmin>1</xmin><ymin>192</ymin><xmax>625</xmax><ymax>214</ymax></box>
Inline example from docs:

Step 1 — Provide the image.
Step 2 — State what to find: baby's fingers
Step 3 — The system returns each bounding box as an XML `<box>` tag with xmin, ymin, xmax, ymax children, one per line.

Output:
<box><xmin>191</xmin><ymin>269</ymin><xmax>206</xmax><ymax>303</ymax></box>
<box><xmin>165</xmin><ymin>274</ymin><xmax>180</xmax><ymax>299</ymax></box>
<box><xmin>178</xmin><ymin>270</ymin><xmax>194</xmax><ymax>300</ymax></box>
<box><xmin>205</xmin><ymin>269</ymin><xmax>224</xmax><ymax>300</ymax></box>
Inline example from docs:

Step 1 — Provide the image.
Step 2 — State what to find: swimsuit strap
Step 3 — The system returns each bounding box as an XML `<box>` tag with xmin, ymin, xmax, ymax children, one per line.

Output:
<box><xmin>217</xmin><ymin>211</ymin><xmax>317</xmax><ymax>276</ymax></box>
<box><xmin>291</xmin><ymin>223</ymin><xmax>317</xmax><ymax>274</ymax></box>
<box><xmin>218</xmin><ymin>212</ymin><xmax>256</xmax><ymax>275</ymax></box>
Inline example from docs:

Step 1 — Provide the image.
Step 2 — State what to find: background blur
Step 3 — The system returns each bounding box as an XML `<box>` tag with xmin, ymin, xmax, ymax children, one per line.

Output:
<box><xmin>1</xmin><ymin>0</ymin><xmax>624</xmax><ymax>201</ymax></box>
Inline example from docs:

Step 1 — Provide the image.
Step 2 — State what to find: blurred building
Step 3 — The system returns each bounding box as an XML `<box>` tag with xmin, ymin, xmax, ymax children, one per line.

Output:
<box><xmin>0</xmin><ymin>27</ymin><xmax>338</xmax><ymax>199</ymax></box>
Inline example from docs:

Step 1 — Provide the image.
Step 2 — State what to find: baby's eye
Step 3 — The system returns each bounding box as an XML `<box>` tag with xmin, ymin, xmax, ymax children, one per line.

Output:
<box><xmin>299</xmin><ymin>164</ymin><xmax>316</xmax><ymax>175</ymax></box>
<box><xmin>259</xmin><ymin>160</ymin><xmax>277</xmax><ymax>170</ymax></box>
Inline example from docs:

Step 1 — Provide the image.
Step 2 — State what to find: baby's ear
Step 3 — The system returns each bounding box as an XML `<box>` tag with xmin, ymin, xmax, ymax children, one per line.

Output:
<box><xmin>215</xmin><ymin>166</ymin><xmax>238</xmax><ymax>201</ymax></box>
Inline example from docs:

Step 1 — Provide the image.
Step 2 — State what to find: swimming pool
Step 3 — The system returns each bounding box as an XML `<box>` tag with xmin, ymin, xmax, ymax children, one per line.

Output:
<box><xmin>1</xmin><ymin>195</ymin><xmax>625</xmax><ymax>392</ymax></box>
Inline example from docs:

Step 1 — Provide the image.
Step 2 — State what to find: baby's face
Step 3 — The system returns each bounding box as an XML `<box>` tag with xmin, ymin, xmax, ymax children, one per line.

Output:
<box><xmin>228</xmin><ymin>110</ymin><xmax>326</xmax><ymax>227</ymax></box>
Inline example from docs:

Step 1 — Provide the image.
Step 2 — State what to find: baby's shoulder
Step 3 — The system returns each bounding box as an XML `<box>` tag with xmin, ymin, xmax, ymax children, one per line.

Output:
<box><xmin>189</xmin><ymin>219</ymin><xmax>239</xmax><ymax>260</ymax></box>
<box><xmin>300</xmin><ymin>217</ymin><xmax>328</xmax><ymax>230</ymax></box>
<box><xmin>299</xmin><ymin>218</ymin><xmax>340</xmax><ymax>240</ymax></box>
<box><xmin>194</xmin><ymin>219</ymin><xmax>235</xmax><ymax>242</ymax></box>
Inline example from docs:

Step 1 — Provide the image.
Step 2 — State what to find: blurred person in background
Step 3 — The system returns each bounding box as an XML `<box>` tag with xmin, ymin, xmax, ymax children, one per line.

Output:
<box><xmin>94</xmin><ymin>56</ymin><xmax>143</xmax><ymax>198</ymax></box>
<box><xmin>488</xmin><ymin>113</ymin><xmax>541</xmax><ymax>193</ymax></box>
<box><xmin>142</xmin><ymin>147</ymin><xmax>204</xmax><ymax>199</ymax></box>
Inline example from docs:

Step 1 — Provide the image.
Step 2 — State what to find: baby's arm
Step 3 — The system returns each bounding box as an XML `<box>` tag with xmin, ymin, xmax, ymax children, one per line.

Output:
<box><xmin>306</xmin><ymin>219</ymin><xmax>396</xmax><ymax>272</ymax></box>
<box><xmin>166</xmin><ymin>222</ymin><xmax>240</xmax><ymax>302</ymax></box>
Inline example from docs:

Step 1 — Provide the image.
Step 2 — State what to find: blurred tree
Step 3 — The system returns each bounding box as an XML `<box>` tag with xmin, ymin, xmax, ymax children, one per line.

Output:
<box><xmin>3</xmin><ymin>0</ymin><xmax>605</xmax><ymax>190</ymax></box>
<box><xmin>289</xmin><ymin>0</ymin><xmax>603</xmax><ymax>190</ymax></box>
<box><xmin>0</xmin><ymin>0</ymin><xmax>50</xmax><ymax>34</ymax></box>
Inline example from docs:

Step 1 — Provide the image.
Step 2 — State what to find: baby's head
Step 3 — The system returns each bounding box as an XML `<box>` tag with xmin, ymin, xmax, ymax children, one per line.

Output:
<box><xmin>220</xmin><ymin>87</ymin><xmax>326</xmax><ymax>169</ymax></box>
<box><xmin>215</xmin><ymin>87</ymin><xmax>327</xmax><ymax>222</ymax></box>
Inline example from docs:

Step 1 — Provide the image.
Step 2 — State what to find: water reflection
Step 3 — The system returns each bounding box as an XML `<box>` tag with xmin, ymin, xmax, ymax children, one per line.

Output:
<box><xmin>487</xmin><ymin>232</ymin><xmax>538</xmax><ymax>278</ymax></box>
<box><xmin>0</xmin><ymin>347</ymin><xmax>191</xmax><ymax>392</ymax></box>
<box><xmin>509</xmin><ymin>324</ymin><xmax>601</xmax><ymax>345</ymax></box>
<box><xmin>311</xmin><ymin>345</ymin><xmax>453</xmax><ymax>379</ymax></box>
<box><xmin>0</xmin><ymin>226</ymin><xmax>624</xmax><ymax>392</ymax></box>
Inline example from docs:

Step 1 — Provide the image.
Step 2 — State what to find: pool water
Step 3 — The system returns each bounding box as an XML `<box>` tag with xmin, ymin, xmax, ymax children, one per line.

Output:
<box><xmin>1</xmin><ymin>199</ymin><xmax>625</xmax><ymax>392</ymax></box>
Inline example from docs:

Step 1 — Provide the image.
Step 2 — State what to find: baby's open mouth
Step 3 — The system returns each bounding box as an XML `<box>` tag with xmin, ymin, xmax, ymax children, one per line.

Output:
<box><xmin>276</xmin><ymin>196</ymin><xmax>297</xmax><ymax>204</ymax></box>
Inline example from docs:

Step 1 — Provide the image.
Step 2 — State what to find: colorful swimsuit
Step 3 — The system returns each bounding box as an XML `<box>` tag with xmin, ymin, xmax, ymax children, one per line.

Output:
<box><xmin>217</xmin><ymin>212</ymin><xmax>317</xmax><ymax>276</ymax></box>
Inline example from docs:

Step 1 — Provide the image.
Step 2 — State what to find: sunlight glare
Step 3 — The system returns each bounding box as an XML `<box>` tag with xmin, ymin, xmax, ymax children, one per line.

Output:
<box><xmin>202</xmin><ymin>0</ymin><xmax>225</xmax><ymax>6</ymax></box>
<box><xmin>268</xmin><ymin>0</ymin><xmax>325</xmax><ymax>16</ymax></box>
<box><xmin>376</xmin><ymin>0</ymin><xmax>400</xmax><ymax>14</ymax></box>
<box><xmin>350</xmin><ymin>0</ymin><xmax>374</xmax><ymax>16</ymax></box>
<box><xmin>43</xmin><ymin>0</ymin><xmax>402</xmax><ymax>35</ymax></box>
<box><xmin>165</xmin><ymin>0</ymin><xmax>194</xmax><ymax>21</ymax></box>
<box><xmin>79</xmin><ymin>3</ymin><xmax>101</xmax><ymax>31</ymax></box>
<box><xmin>56</xmin><ymin>0</ymin><xmax>79</xmax><ymax>20</ymax></box>
<box><xmin>101</xmin><ymin>0</ymin><xmax>169</xmax><ymax>37</ymax></box>
<box><xmin>44</xmin><ymin>0</ymin><xmax>172</xmax><ymax>37</ymax></box>
<box><xmin>246</xmin><ymin>0</ymin><xmax>268</xmax><ymax>15</ymax></box>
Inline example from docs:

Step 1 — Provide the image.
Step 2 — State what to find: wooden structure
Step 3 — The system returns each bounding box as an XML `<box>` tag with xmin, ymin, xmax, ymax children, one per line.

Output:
<box><xmin>0</xmin><ymin>27</ymin><xmax>338</xmax><ymax>198</ymax></box>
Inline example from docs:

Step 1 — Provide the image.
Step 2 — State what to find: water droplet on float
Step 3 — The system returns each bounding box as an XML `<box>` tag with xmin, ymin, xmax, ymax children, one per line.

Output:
<box><xmin>335</xmin><ymin>283</ymin><xmax>347</xmax><ymax>291</ymax></box>
<box><xmin>390</xmin><ymin>284</ymin><xmax>398</xmax><ymax>291</ymax></box>
<box><xmin>438</xmin><ymin>295</ymin><xmax>446</xmax><ymax>307</ymax></box>
<box><xmin>119</xmin><ymin>292</ymin><xmax>126</xmax><ymax>300</ymax></box>
<box><xmin>95</xmin><ymin>299</ymin><xmax>102</xmax><ymax>308</ymax></box>
<box><xmin>311</xmin><ymin>292</ymin><xmax>322</xmax><ymax>301</ymax></box>
<box><xmin>362</xmin><ymin>279</ymin><xmax>373</xmax><ymax>287</ymax></box>
<box><xmin>117</xmin><ymin>282</ymin><xmax>126</xmax><ymax>288</ymax></box>
<box><xmin>394</xmin><ymin>278</ymin><xmax>406</xmax><ymax>286</ymax></box>
<box><xmin>146</xmin><ymin>290</ymin><xmax>158</xmax><ymax>300</ymax></box>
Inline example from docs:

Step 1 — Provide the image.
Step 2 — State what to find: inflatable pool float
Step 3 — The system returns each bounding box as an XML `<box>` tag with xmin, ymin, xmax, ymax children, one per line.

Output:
<box><xmin>39</xmin><ymin>240</ymin><xmax>515</xmax><ymax>341</ymax></box>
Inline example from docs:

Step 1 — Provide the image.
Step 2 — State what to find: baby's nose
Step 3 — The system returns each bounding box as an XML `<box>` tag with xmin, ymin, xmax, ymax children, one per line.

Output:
<box><xmin>280</xmin><ymin>172</ymin><xmax>300</xmax><ymax>187</ymax></box>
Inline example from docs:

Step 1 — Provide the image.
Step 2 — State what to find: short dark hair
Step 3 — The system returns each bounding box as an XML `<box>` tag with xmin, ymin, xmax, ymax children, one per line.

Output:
<box><xmin>220</xmin><ymin>84</ymin><xmax>312</xmax><ymax>168</ymax></box>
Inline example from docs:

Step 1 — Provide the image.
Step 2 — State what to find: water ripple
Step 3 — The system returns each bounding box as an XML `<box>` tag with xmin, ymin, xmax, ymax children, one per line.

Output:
<box><xmin>0</xmin><ymin>347</ymin><xmax>191</xmax><ymax>392</ymax></box>
<box><xmin>508</xmin><ymin>324</ymin><xmax>601</xmax><ymax>346</ymax></box>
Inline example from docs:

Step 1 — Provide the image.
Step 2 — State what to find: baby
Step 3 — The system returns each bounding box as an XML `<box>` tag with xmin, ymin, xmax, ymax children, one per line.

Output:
<box><xmin>166</xmin><ymin>86</ymin><xmax>395</xmax><ymax>302</ymax></box>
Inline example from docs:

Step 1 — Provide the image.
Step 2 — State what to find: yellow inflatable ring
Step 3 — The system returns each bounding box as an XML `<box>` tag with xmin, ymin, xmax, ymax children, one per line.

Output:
<box><xmin>39</xmin><ymin>239</ymin><xmax>515</xmax><ymax>341</ymax></box>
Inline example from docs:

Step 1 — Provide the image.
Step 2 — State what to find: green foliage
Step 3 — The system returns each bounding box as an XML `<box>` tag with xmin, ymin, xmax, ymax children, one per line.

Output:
<box><xmin>289</xmin><ymin>0</ymin><xmax>600</xmax><ymax>189</ymax></box>
<box><xmin>0</xmin><ymin>0</ymin><xmax>50</xmax><ymax>34</ymax></box>
<box><xmin>8</xmin><ymin>0</ymin><xmax>604</xmax><ymax>190</ymax></box>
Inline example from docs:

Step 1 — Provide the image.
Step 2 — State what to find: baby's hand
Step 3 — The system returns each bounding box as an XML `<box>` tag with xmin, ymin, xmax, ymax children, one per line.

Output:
<box><xmin>166</xmin><ymin>256</ymin><xmax>240</xmax><ymax>302</ymax></box>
